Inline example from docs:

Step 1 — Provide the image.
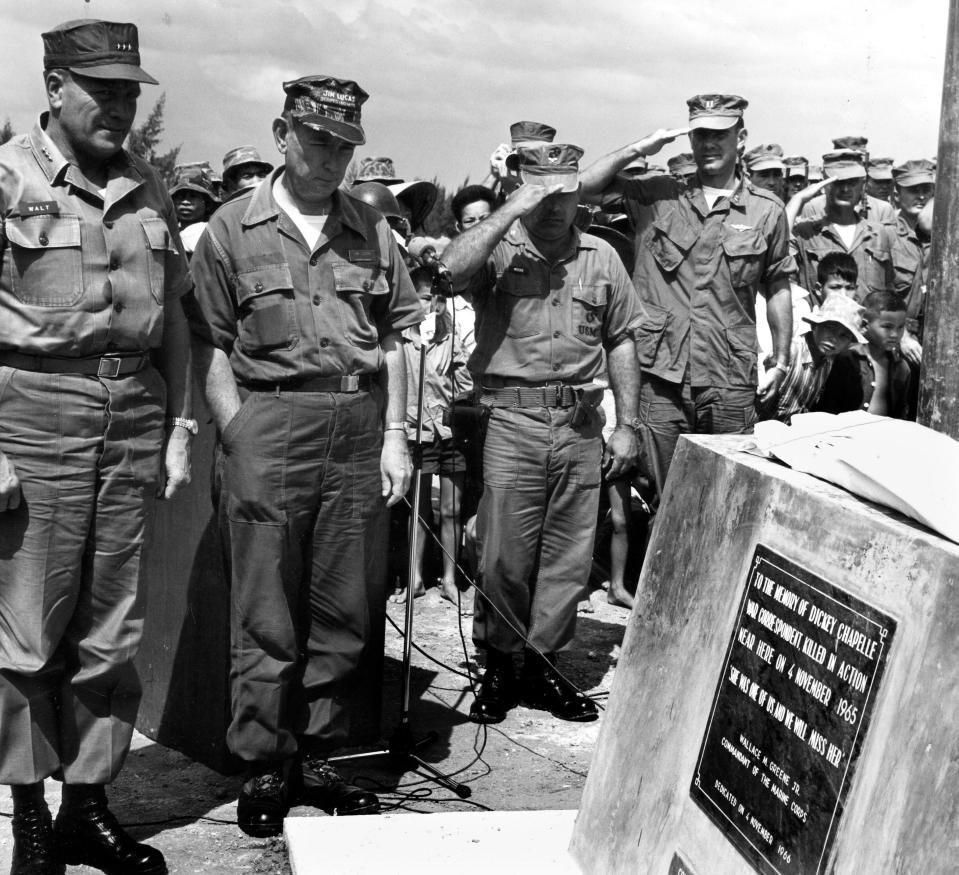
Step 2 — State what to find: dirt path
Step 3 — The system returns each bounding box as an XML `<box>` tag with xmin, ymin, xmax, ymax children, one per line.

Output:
<box><xmin>0</xmin><ymin>584</ymin><xmax>630</xmax><ymax>874</ymax></box>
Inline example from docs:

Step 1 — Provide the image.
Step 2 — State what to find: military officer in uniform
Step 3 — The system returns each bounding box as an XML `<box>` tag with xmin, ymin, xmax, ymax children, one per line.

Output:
<box><xmin>580</xmin><ymin>94</ymin><xmax>795</xmax><ymax>486</ymax></box>
<box><xmin>443</xmin><ymin>144</ymin><xmax>642</xmax><ymax>726</ymax></box>
<box><xmin>0</xmin><ymin>19</ymin><xmax>193</xmax><ymax>875</ymax></box>
<box><xmin>188</xmin><ymin>75</ymin><xmax>421</xmax><ymax>837</ymax></box>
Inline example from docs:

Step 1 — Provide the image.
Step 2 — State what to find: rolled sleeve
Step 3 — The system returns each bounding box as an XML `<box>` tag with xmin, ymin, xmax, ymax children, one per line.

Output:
<box><xmin>760</xmin><ymin>210</ymin><xmax>797</xmax><ymax>296</ymax></box>
<box><xmin>373</xmin><ymin>228</ymin><xmax>424</xmax><ymax>337</ymax></box>
<box><xmin>602</xmin><ymin>252</ymin><xmax>643</xmax><ymax>349</ymax></box>
<box><xmin>187</xmin><ymin>224</ymin><xmax>239</xmax><ymax>353</ymax></box>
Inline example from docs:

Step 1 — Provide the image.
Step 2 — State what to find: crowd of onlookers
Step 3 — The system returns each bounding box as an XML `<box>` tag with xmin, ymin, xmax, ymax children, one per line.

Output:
<box><xmin>164</xmin><ymin>124</ymin><xmax>935</xmax><ymax>612</ymax></box>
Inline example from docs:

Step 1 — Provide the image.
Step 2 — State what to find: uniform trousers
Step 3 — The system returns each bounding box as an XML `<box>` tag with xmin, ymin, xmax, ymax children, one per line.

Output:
<box><xmin>221</xmin><ymin>387</ymin><xmax>384</xmax><ymax>764</ymax></box>
<box><xmin>0</xmin><ymin>365</ymin><xmax>165</xmax><ymax>785</ymax></box>
<box><xmin>639</xmin><ymin>373</ymin><xmax>758</xmax><ymax>487</ymax></box>
<box><xmin>474</xmin><ymin>406</ymin><xmax>602</xmax><ymax>655</ymax></box>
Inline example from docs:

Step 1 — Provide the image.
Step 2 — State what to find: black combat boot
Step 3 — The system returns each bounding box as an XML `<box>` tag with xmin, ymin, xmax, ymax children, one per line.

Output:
<box><xmin>10</xmin><ymin>783</ymin><xmax>64</xmax><ymax>875</ymax></box>
<box><xmin>520</xmin><ymin>650</ymin><xmax>598</xmax><ymax>722</ymax></box>
<box><xmin>468</xmin><ymin>648</ymin><xmax>518</xmax><ymax>724</ymax></box>
<box><xmin>54</xmin><ymin>784</ymin><xmax>166</xmax><ymax>874</ymax></box>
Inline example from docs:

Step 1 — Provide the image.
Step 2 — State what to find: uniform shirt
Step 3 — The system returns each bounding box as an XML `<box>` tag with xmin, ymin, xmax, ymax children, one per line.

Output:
<box><xmin>462</xmin><ymin>222</ymin><xmax>640</xmax><ymax>384</ymax></box>
<box><xmin>0</xmin><ymin>114</ymin><xmax>189</xmax><ymax>356</ymax></box>
<box><xmin>792</xmin><ymin>199</ymin><xmax>896</xmax><ymax>303</ymax></box>
<box><xmin>188</xmin><ymin>169</ymin><xmax>422</xmax><ymax>385</ymax></box>
<box><xmin>770</xmin><ymin>330</ymin><xmax>835</xmax><ymax>421</ymax></box>
<box><xmin>610</xmin><ymin>174</ymin><xmax>795</xmax><ymax>389</ymax></box>
<box><xmin>890</xmin><ymin>213</ymin><xmax>928</xmax><ymax>336</ymax></box>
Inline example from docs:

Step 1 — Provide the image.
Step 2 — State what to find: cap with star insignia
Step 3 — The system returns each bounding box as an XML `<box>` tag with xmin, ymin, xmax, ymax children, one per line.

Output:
<box><xmin>42</xmin><ymin>19</ymin><xmax>157</xmax><ymax>84</ymax></box>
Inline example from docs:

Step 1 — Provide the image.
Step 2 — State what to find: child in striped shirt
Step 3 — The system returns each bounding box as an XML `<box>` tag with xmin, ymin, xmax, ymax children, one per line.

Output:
<box><xmin>761</xmin><ymin>254</ymin><xmax>866</xmax><ymax>422</ymax></box>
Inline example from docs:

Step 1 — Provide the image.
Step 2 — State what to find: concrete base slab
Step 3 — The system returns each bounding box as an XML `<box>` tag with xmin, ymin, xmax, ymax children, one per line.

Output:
<box><xmin>285</xmin><ymin>809</ymin><xmax>581</xmax><ymax>875</ymax></box>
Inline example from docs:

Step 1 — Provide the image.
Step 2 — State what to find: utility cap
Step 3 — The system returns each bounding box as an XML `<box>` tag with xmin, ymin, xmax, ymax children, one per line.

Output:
<box><xmin>283</xmin><ymin>75</ymin><xmax>368</xmax><ymax>145</ymax></box>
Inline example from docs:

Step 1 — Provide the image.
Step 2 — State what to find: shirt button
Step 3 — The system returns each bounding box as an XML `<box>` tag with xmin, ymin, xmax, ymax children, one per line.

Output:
<box><xmin>38</xmin><ymin>232</ymin><xmax>49</xmax><ymax>246</ymax></box>
<box><xmin>114</xmin><ymin>302</ymin><xmax>124</xmax><ymax>313</ymax></box>
<box><xmin>109</xmin><ymin>258</ymin><xmax>119</xmax><ymax>271</ymax></box>
<box><xmin>320</xmin><ymin>338</ymin><xmax>330</xmax><ymax>348</ymax></box>
<box><xmin>552</xmin><ymin>298</ymin><xmax>560</xmax><ymax>306</ymax></box>
<box><xmin>254</xmin><ymin>281</ymin><xmax>263</xmax><ymax>292</ymax></box>
<box><xmin>553</xmin><ymin>331</ymin><xmax>561</xmax><ymax>338</ymax></box>
<box><xmin>312</xmin><ymin>295</ymin><xmax>320</xmax><ymax>305</ymax></box>
<box><xmin>104</xmin><ymin>221</ymin><xmax>114</xmax><ymax>230</ymax></box>
<box><xmin>310</xmin><ymin>255</ymin><xmax>319</xmax><ymax>266</ymax></box>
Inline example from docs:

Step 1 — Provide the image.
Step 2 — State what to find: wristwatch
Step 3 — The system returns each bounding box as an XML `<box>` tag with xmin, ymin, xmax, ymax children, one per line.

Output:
<box><xmin>623</xmin><ymin>417</ymin><xmax>644</xmax><ymax>432</ymax></box>
<box><xmin>168</xmin><ymin>417</ymin><xmax>199</xmax><ymax>435</ymax></box>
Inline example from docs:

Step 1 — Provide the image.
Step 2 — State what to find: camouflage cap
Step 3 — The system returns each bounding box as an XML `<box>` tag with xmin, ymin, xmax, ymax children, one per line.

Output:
<box><xmin>687</xmin><ymin>94</ymin><xmax>747</xmax><ymax>130</ymax></box>
<box><xmin>802</xmin><ymin>292</ymin><xmax>866</xmax><ymax>344</ymax></box>
<box><xmin>514</xmin><ymin>143</ymin><xmax>584</xmax><ymax>193</ymax></box>
<box><xmin>222</xmin><ymin>146</ymin><xmax>273</xmax><ymax>180</ymax></box>
<box><xmin>353</xmin><ymin>156</ymin><xmax>400</xmax><ymax>184</ymax></box>
<box><xmin>169</xmin><ymin>164</ymin><xmax>218</xmax><ymax>203</ymax></box>
<box><xmin>866</xmin><ymin>157</ymin><xmax>894</xmax><ymax>180</ymax></box>
<box><xmin>892</xmin><ymin>158</ymin><xmax>936</xmax><ymax>188</ymax></box>
<box><xmin>744</xmin><ymin>143</ymin><xmax>785</xmax><ymax>173</ymax></box>
<box><xmin>783</xmin><ymin>155</ymin><xmax>809</xmax><ymax>178</ymax></box>
<box><xmin>509</xmin><ymin>121</ymin><xmax>557</xmax><ymax>148</ymax></box>
<box><xmin>42</xmin><ymin>19</ymin><xmax>157</xmax><ymax>84</ymax></box>
<box><xmin>822</xmin><ymin>149</ymin><xmax>866</xmax><ymax>180</ymax></box>
<box><xmin>831</xmin><ymin>136</ymin><xmax>868</xmax><ymax>153</ymax></box>
<box><xmin>283</xmin><ymin>75</ymin><xmax>369</xmax><ymax>145</ymax></box>
<box><xmin>667</xmin><ymin>152</ymin><xmax>697</xmax><ymax>176</ymax></box>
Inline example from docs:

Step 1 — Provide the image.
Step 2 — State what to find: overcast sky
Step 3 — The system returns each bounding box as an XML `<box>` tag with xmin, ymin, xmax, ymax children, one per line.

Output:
<box><xmin>2</xmin><ymin>0</ymin><xmax>949</xmax><ymax>189</ymax></box>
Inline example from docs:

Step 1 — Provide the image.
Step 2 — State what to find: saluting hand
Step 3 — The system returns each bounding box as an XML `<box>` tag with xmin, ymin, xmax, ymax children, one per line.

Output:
<box><xmin>505</xmin><ymin>182</ymin><xmax>566</xmax><ymax>216</ymax></box>
<box><xmin>0</xmin><ymin>450</ymin><xmax>21</xmax><ymax>512</ymax></box>
<box><xmin>633</xmin><ymin>128</ymin><xmax>689</xmax><ymax>157</ymax></box>
<box><xmin>792</xmin><ymin>176</ymin><xmax>834</xmax><ymax>205</ymax></box>
<box><xmin>489</xmin><ymin>143</ymin><xmax>512</xmax><ymax>180</ymax></box>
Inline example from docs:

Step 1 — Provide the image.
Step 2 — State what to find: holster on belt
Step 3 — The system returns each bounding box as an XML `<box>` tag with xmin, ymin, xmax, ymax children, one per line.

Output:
<box><xmin>570</xmin><ymin>384</ymin><xmax>605</xmax><ymax>427</ymax></box>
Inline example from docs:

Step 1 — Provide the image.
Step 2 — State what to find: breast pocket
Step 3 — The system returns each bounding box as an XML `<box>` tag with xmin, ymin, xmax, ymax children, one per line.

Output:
<box><xmin>646</xmin><ymin>210</ymin><xmax>698</xmax><ymax>274</ymax></box>
<box><xmin>235</xmin><ymin>264</ymin><xmax>299</xmax><ymax>354</ymax></box>
<box><xmin>140</xmin><ymin>217</ymin><xmax>178</xmax><ymax>305</ymax></box>
<box><xmin>4</xmin><ymin>215</ymin><xmax>83</xmax><ymax>306</ymax></box>
<box><xmin>331</xmin><ymin>260</ymin><xmax>390</xmax><ymax>349</ymax></box>
<box><xmin>570</xmin><ymin>283</ymin><xmax>607</xmax><ymax>346</ymax></box>
<box><xmin>722</xmin><ymin>229</ymin><xmax>768</xmax><ymax>290</ymax></box>
<box><xmin>494</xmin><ymin>270</ymin><xmax>546</xmax><ymax>339</ymax></box>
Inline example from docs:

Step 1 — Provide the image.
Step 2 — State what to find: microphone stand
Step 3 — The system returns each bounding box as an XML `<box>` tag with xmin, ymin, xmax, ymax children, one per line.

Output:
<box><xmin>330</xmin><ymin>273</ymin><xmax>471</xmax><ymax>800</ymax></box>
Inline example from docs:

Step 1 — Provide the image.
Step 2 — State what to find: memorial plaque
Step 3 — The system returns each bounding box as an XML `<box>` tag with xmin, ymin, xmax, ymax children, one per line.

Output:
<box><xmin>690</xmin><ymin>544</ymin><xmax>896</xmax><ymax>875</ymax></box>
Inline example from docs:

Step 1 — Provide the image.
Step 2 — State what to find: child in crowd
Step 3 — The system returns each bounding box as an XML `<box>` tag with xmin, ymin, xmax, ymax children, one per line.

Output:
<box><xmin>393</xmin><ymin>273</ymin><xmax>472</xmax><ymax>605</ymax></box>
<box><xmin>814</xmin><ymin>291</ymin><xmax>912</xmax><ymax>418</ymax></box>
<box><xmin>761</xmin><ymin>258</ymin><xmax>865</xmax><ymax>422</ymax></box>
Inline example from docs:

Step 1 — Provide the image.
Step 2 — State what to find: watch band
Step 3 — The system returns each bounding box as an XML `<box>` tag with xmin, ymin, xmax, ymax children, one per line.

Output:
<box><xmin>384</xmin><ymin>421</ymin><xmax>407</xmax><ymax>432</ymax></box>
<box><xmin>168</xmin><ymin>416</ymin><xmax>199</xmax><ymax>435</ymax></box>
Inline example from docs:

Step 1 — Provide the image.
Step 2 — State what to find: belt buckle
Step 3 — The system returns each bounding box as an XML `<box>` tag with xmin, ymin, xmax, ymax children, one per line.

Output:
<box><xmin>340</xmin><ymin>374</ymin><xmax>359</xmax><ymax>392</ymax></box>
<box><xmin>97</xmin><ymin>357</ymin><xmax>122</xmax><ymax>378</ymax></box>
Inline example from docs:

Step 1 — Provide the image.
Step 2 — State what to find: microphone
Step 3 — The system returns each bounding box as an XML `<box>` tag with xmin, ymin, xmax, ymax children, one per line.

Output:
<box><xmin>408</xmin><ymin>238</ymin><xmax>452</xmax><ymax>281</ymax></box>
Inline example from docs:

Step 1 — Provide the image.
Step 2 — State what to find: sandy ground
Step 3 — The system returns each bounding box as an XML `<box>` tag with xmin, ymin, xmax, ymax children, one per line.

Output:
<box><xmin>0</xmin><ymin>582</ymin><xmax>631</xmax><ymax>874</ymax></box>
